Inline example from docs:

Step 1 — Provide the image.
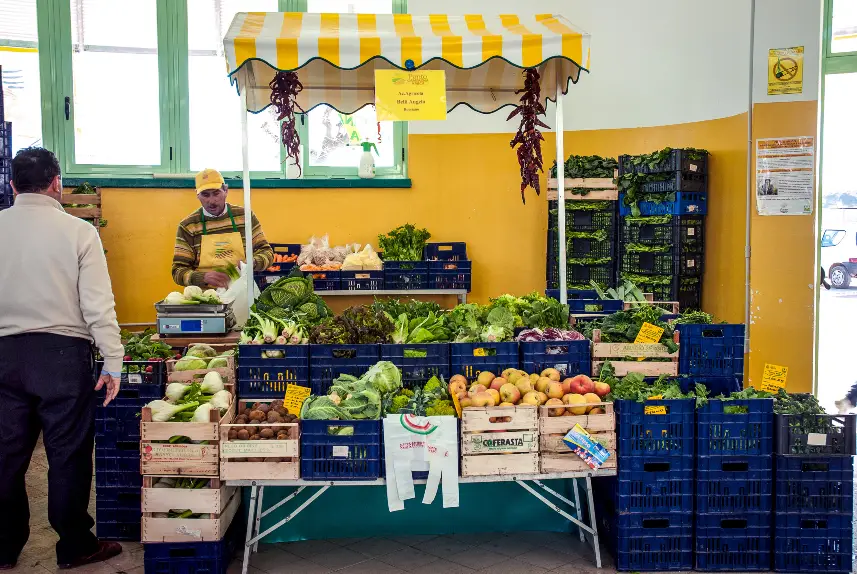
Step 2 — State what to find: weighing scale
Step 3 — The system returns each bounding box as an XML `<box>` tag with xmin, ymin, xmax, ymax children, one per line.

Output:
<box><xmin>155</xmin><ymin>301</ymin><xmax>236</xmax><ymax>336</ymax></box>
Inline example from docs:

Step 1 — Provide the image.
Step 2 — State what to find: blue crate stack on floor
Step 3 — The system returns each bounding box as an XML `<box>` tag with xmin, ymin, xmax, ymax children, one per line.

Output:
<box><xmin>617</xmin><ymin>149</ymin><xmax>708</xmax><ymax>309</ymax></box>
<box><xmin>695</xmin><ymin>397</ymin><xmax>774</xmax><ymax>571</ymax></box>
<box><xmin>773</xmin><ymin>411</ymin><xmax>856</xmax><ymax>573</ymax></box>
<box><xmin>94</xmin><ymin>361</ymin><xmax>165</xmax><ymax>541</ymax></box>
<box><xmin>598</xmin><ymin>398</ymin><xmax>696</xmax><ymax>571</ymax></box>
<box><xmin>676</xmin><ymin>323</ymin><xmax>747</xmax><ymax>397</ymax></box>
<box><xmin>0</xmin><ymin>67</ymin><xmax>11</xmax><ymax>212</ymax></box>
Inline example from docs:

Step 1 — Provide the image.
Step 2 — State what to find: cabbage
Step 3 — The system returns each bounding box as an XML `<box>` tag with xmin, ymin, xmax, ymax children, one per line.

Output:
<box><xmin>174</xmin><ymin>358</ymin><xmax>207</xmax><ymax>371</ymax></box>
<box><xmin>187</xmin><ymin>343</ymin><xmax>217</xmax><ymax>358</ymax></box>
<box><xmin>184</xmin><ymin>286</ymin><xmax>204</xmax><ymax>300</ymax></box>
<box><xmin>207</xmin><ymin>357</ymin><xmax>228</xmax><ymax>369</ymax></box>
<box><xmin>358</xmin><ymin>361</ymin><xmax>402</xmax><ymax>395</ymax></box>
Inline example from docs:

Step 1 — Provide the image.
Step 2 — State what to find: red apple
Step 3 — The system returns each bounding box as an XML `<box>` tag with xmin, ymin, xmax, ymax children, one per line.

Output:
<box><xmin>567</xmin><ymin>374</ymin><xmax>595</xmax><ymax>395</ymax></box>
<box><xmin>490</xmin><ymin>377</ymin><xmax>507</xmax><ymax>392</ymax></box>
<box><xmin>594</xmin><ymin>381</ymin><xmax>611</xmax><ymax>397</ymax></box>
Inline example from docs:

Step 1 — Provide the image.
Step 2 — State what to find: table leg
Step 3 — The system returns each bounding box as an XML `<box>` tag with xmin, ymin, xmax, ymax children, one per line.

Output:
<box><xmin>572</xmin><ymin>478</ymin><xmax>585</xmax><ymax>543</ymax></box>
<box><xmin>585</xmin><ymin>476</ymin><xmax>602</xmax><ymax>569</ymax></box>
<box><xmin>253</xmin><ymin>485</ymin><xmax>265</xmax><ymax>553</ymax></box>
<box><xmin>242</xmin><ymin>484</ymin><xmax>259</xmax><ymax>574</ymax></box>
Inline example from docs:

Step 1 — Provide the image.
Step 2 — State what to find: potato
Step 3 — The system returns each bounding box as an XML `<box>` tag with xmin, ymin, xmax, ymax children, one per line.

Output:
<box><xmin>267</xmin><ymin>411</ymin><xmax>283</xmax><ymax>424</ymax></box>
<box><xmin>236</xmin><ymin>429</ymin><xmax>250</xmax><ymax>440</ymax></box>
<box><xmin>249</xmin><ymin>410</ymin><xmax>266</xmax><ymax>422</ymax></box>
<box><xmin>227</xmin><ymin>429</ymin><xmax>238</xmax><ymax>440</ymax></box>
<box><xmin>260</xmin><ymin>428</ymin><xmax>275</xmax><ymax>439</ymax></box>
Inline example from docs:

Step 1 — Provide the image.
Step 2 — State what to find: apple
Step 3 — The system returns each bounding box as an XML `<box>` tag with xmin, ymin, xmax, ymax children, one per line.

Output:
<box><xmin>567</xmin><ymin>374</ymin><xmax>595</xmax><ymax>395</ymax></box>
<box><xmin>536</xmin><ymin>391</ymin><xmax>549</xmax><ymax>405</ymax></box>
<box><xmin>583</xmin><ymin>393</ymin><xmax>601</xmax><ymax>413</ymax></box>
<box><xmin>564</xmin><ymin>394</ymin><xmax>587</xmax><ymax>415</ymax></box>
<box><xmin>499</xmin><ymin>383</ymin><xmax>522</xmax><ymax>405</ymax></box>
<box><xmin>541</xmin><ymin>368</ymin><xmax>561</xmax><ymax>382</ymax></box>
<box><xmin>459</xmin><ymin>397</ymin><xmax>473</xmax><ymax>408</ymax></box>
<box><xmin>545</xmin><ymin>397</ymin><xmax>565</xmax><ymax>417</ymax></box>
<box><xmin>471</xmin><ymin>391</ymin><xmax>495</xmax><ymax>407</ymax></box>
<box><xmin>457</xmin><ymin>391</ymin><xmax>468</xmax><ymax>400</ymax></box>
<box><xmin>535</xmin><ymin>377</ymin><xmax>552</xmax><ymax>393</ymax></box>
<box><xmin>501</xmin><ymin>368</ymin><xmax>517</xmax><ymax>380</ymax></box>
<box><xmin>522</xmin><ymin>391</ymin><xmax>541</xmax><ymax>406</ymax></box>
<box><xmin>515</xmin><ymin>378</ymin><xmax>534</xmax><ymax>396</ymax></box>
<box><xmin>589</xmin><ymin>407</ymin><xmax>606</xmax><ymax>415</ymax></box>
<box><xmin>486</xmin><ymin>389</ymin><xmax>501</xmax><ymax>405</ymax></box>
<box><xmin>477</xmin><ymin>371</ymin><xmax>496</xmax><ymax>386</ymax></box>
<box><xmin>546</xmin><ymin>382</ymin><xmax>565</xmax><ymax>399</ymax></box>
<box><xmin>448</xmin><ymin>376</ymin><xmax>467</xmax><ymax>397</ymax></box>
<box><xmin>490</xmin><ymin>377</ymin><xmax>507</xmax><ymax>392</ymax></box>
<box><xmin>507</xmin><ymin>371</ymin><xmax>523</xmax><ymax>385</ymax></box>
<box><xmin>594</xmin><ymin>381</ymin><xmax>611</xmax><ymax>398</ymax></box>
<box><xmin>529</xmin><ymin>373</ymin><xmax>540</xmax><ymax>383</ymax></box>
<box><xmin>498</xmin><ymin>401</ymin><xmax>515</xmax><ymax>407</ymax></box>
<box><xmin>562</xmin><ymin>410</ymin><xmax>575</xmax><ymax>416</ymax></box>
<box><xmin>468</xmin><ymin>384</ymin><xmax>487</xmax><ymax>397</ymax></box>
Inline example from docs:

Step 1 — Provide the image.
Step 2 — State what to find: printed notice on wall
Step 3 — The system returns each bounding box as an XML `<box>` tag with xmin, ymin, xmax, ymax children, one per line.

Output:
<box><xmin>768</xmin><ymin>47</ymin><xmax>803</xmax><ymax>95</ymax></box>
<box><xmin>756</xmin><ymin>137</ymin><xmax>814</xmax><ymax>216</ymax></box>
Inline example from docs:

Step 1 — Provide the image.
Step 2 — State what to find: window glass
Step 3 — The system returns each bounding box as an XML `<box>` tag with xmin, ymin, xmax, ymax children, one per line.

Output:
<box><xmin>0</xmin><ymin>0</ymin><xmax>42</xmax><ymax>153</ymax></box>
<box><xmin>70</xmin><ymin>0</ymin><xmax>161</xmax><ymax>165</ymax></box>
<box><xmin>305</xmin><ymin>0</ymin><xmax>395</xmax><ymax>169</ymax></box>
<box><xmin>822</xmin><ymin>230</ymin><xmax>846</xmax><ymax>247</ymax></box>
<box><xmin>187</xmin><ymin>0</ymin><xmax>281</xmax><ymax>172</ymax></box>
<box><xmin>832</xmin><ymin>0</ymin><xmax>857</xmax><ymax>53</ymax></box>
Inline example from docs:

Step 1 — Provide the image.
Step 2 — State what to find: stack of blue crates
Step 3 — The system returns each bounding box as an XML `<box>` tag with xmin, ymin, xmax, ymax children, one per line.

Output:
<box><xmin>94</xmin><ymin>361</ymin><xmax>165</xmax><ymax>541</ymax></box>
<box><xmin>695</xmin><ymin>398</ymin><xmax>774</xmax><ymax>571</ymax></box>
<box><xmin>546</xmin><ymin>199</ymin><xmax>618</xmax><ymax>292</ymax></box>
<box><xmin>617</xmin><ymin>149</ymin><xmax>708</xmax><ymax>309</ymax></box>
<box><xmin>677</xmin><ymin>323</ymin><xmax>746</xmax><ymax>396</ymax></box>
<box><xmin>0</xmin><ymin>65</ymin><xmax>11</xmax><ymax>211</ymax></box>
<box><xmin>602</xmin><ymin>398</ymin><xmax>695</xmax><ymax>571</ymax></box>
<box><xmin>773</xmin><ymin>411</ymin><xmax>855</xmax><ymax>573</ymax></box>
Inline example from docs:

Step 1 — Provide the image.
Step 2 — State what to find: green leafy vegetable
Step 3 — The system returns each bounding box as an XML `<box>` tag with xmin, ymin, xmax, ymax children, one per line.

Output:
<box><xmin>378</xmin><ymin>224</ymin><xmax>431</xmax><ymax>261</ymax></box>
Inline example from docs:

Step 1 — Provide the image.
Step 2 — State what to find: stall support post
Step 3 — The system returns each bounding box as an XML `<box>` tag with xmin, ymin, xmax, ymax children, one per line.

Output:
<box><xmin>240</xmin><ymin>88</ymin><xmax>254</xmax><ymax>319</ymax></box>
<box><xmin>555</xmin><ymin>67</ymin><xmax>567</xmax><ymax>304</ymax></box>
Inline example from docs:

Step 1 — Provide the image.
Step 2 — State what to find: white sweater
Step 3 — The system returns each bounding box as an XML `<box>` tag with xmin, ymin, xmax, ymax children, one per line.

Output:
<box><xmin>0</xmin><ymin>193</ymin><xmax>124</xmax><ymax>373</ymax></box>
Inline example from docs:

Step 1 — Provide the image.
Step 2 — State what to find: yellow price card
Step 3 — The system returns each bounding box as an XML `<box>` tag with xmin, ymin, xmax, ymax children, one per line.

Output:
<box><xmin>635</xmin><ymin>322</ymin><xmax>665</xmax><ymax>344</ymax></box>
<box><xmin>283</xmin><ymin>384</ymin><xmax>312</xmax><ymax>418</ymax></box>
<box><xmin>759</xmin><ymin>363</ymin><xmax>788</xmax><ymax>394</ymax></box>
<box><xmin>644</xmin><ymin>405</ymin><xmax>668</xmax><ymax>415</ymax></box>
<box><xmin>375</xmin><ymin>70</ymin><xmax>447</xmax><ymax>121</ymax></box>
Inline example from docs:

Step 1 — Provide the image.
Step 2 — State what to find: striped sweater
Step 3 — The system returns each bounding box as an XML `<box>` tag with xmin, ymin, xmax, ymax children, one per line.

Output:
<box><xmin>172</xmin><ymin>204</ymin><xmax>274</xmax><ymax>287</ymax></box>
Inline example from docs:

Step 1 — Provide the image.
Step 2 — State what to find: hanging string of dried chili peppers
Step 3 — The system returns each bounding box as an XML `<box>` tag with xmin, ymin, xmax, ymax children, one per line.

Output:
<box><xmin>270</xmin><ymin>71</ymin><xmax>305</xmax><ymax>177</ymax></box>
<box><xmin>508</xmin><ymin>68</ymin><xmax>550</xmax><ymax>204</ymax></box>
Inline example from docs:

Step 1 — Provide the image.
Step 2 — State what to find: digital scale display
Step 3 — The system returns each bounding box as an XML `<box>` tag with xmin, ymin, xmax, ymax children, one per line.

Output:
<box><xmin>179</xmin><ymin>319</ymin><xmax>203</xmax><ymax>332</ymax></box>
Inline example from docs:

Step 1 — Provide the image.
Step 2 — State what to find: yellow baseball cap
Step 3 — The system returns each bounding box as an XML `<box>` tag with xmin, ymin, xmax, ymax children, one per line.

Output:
<box><xmin>195</xmin><ymin>168</ymin><xmax>225</xmax><ymax>194</ymax></box>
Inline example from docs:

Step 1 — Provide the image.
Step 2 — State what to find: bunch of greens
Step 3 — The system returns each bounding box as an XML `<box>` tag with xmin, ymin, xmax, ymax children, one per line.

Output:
<box><xmin>309</xmin><ymin>305</ymin><xmax>395</xmax><ymax>344</ymax></box>
<box><xmin>254</xmin><ymin>271</ymin><xmax>332</xmax><ymax>328</ymax></box>
<box><xmin>670</xmin><ymin>310</ymin><xmax>715</xmax><ymax>325</ymax></box>
<box><xmin>488</xmin><ymin>293</ymin><xmax>570</xmax><ymax>330</ymax></box>
<box><xmin>616</xmin><ymin>172</ymin><xmax>672</xmax><ymax>216</ymax></box>
<box><xmin>623</xmin><ymin>147</ymin><xmax>708</xmax><ymax>172</ymax></box>
<box><xmin>443</xmin><ymin>303</ymin><xmax>484</xmax><ymax>342</ymax></box>
<box><xmin>602</xmin><ymin>364</ymin><xmax>709</xmax><ymax>406</ymax></box>
<box><xmin>300</xmin><ymin>361</ymin><xmax>402</xmax><ymax>420</ymax></box>
<box><xmin>550</xmin><ymin>154</ymin><xmax>618</xmax><ymax>179</ymax></box>
<box><xmin>590</xmin><ymin>279</ymin><xmax>647</xmax><ymax>306</ymax></box>
<box><xmin>625</xmin><ymin>243</ymin><xmax>671</xmax><ymax>253</ymax></box>
<box><xmin>392</xmin><ymin>312</ymin><xmax>450</xmax><ymax>344</ymax></box>
<box><xmin>622</xmin><ymin>272</ymin><xmax>673</xmax><ymax>286</ymax></box>
<box><xmin>568</xmin><ymin>256</ymin><xmax>611</xmax><ymax>265</ymax></box>
<box><xmin>385</xmin><ymin>376</ymin><xmax>454</xmax><ymax>416</ymax></box>
<box><xmin>371</xmin><ymin>298</ymin><xmax>442</xmax><ymax>322</ymax></box>
<box><xmin>623</xmin><ymin>214</ymin><xmax>673</xmax><ymax>225</ymax></box>
<box><xmin>584</xmin><ymin>307</ymin><xmax>677</xmax><ymax>352</ymax></box>
<box><xmin>120</xmin><ymin>329</ymin><xmax>178</xmax><ymax>366</ymax></box>
<box><xmin>378</xmin><ymin>224</ymin><xmax>431</xmax><ymax>261</ymax></box>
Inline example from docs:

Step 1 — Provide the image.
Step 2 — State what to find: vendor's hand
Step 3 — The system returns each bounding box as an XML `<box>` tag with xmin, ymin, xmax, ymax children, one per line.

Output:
<box><xmin>95</xmin><ymin>373</ymin><xmax>120</xmax><ymax>406</ymax></box>
<box><xmin>203</xmin><ymin>271</ymin><xmax>230</xmax><ymax>288</ymax></box>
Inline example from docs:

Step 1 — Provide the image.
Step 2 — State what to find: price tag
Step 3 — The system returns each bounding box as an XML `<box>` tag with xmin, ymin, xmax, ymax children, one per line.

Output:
<box><xmin>687</xmin><ymin>228</ymin><xmax>695</xmax><ymax>236</ymax></box>
<box><xmin>807</xmin><ymin>433</ymin><xmax>827</xmax><ymax>446</ymax></box>
<box><xmin>452</xmin><ymin>392</ymin><xmax>463</xmax><ymax>417</ymax></box>
<box><xmin>635</xmin><ymin>322</ymin><xmax>665</xmax><ymax>344</ymax></box>
<box><xmin>332</xmin><ymin>446</ymin><xmax>350</xmax><ymax>458</ymax></box>
<box><xmin>690</xmin><ymin>164</ymin><xmax>698</xmax><ymax>172</ymax></box>
<box><xmin>283</xmin><ymin>384</ymin><xmax>312</xmax><ymax>418</ymax></box>
<box><xmin>644</xmin><ymin>406</ymin><xmax>667</xmax><ymax>415</ymax></box>
<box><xmin>759</xmin><ymin>363</ymin><xmax>788</xmax><ymax>393</ymax></box>
<box><xmin>473</xmin><ymin>348</ymin><xmax>487</xmax><ymax>357</ymax></box>
<box><xmin>128</xmin><ymin>374</ymin><xmax>143</xmax><ymax>385</ymax></box>
<box><xmin>648</xmin><ymin>395</ymin><xmax>663</xmax><ymax>400</ymax></box>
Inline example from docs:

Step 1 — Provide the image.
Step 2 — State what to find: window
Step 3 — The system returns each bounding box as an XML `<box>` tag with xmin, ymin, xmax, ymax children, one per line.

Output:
<box><xmin>29</xmin><ymin>0</ymin><xmax>407</xmax><ymax>180</ymax></box>
<box><xmin>831</xmin><ymin>0</ymin><xmax>857</xmax><ymax>54</ymax></box>
<box><xmin>0</xmin><ymin>0</ymin><xmax>42</xmax><ymax>154</ymax></box>
<box><xmin>822</xmin><ymin>230</ymin><xmax>846</xmax><ymax>247</ymax></box>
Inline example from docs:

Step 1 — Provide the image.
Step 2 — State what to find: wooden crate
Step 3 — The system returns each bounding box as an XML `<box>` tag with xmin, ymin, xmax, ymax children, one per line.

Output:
<box><xmin>166</xmin><ymin>357</ymin><xmax>235</xmax><ymax>384</ymax></box>
<box><xmin>142</xmin><ymin>477</ymin><xmax>237</xmax><ymax>515</ymax></box>
<box><xmin>461</xmin><ymin>406</ymin><xmax>539</xmax><ymax>477</ymax></box>
<box><xmin>591</xmin><ymin>329</ymin><xmax>679</xmax><ymax>377</ymax></box>
<box><xmin>61</xmin><ymin>187</ymin><xmax>102</xmax><ymax>227</ymax></box>
<box><xmin>547</xmin><ymin>170</ymin><xmax>618</xmax><ymax>201</ymax></box>
<box><xmin>539</xmin><ymin>402</ymin><xmax>616</xmax><ymax>473</ymax></box>
<box><xmin>142</xmin><ymin>486</ymin><xmax>240</xmax><ymax>543</ymax></box>
<box><xmin>219</xmin><ymin>400</ymin><xmax>299</xmax><ymax>480</ymax></box>
<box><xmin>140</xmin><ymin>390</ymin><xmax>236</xmax><ymax>476</ymax></box>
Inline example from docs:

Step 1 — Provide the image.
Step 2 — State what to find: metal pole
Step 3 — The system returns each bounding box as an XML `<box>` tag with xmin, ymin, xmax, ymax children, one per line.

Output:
<box><xmin>240</xmin><ymin>88</ymin><xmax>254</xmax><ymax>320</ymax></box>
<box><xmin>555</xmin><ymin>64</ymin><xmax>567</xmax><ymax>304</ymax></box>
<box><xmin>745</xmin><ymin>0</ymin><xmax>756</xmax><ymax>354</ymax></box>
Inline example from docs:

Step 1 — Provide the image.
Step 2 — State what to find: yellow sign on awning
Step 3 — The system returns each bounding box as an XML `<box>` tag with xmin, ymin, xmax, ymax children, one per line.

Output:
<box><xmin>768</xmin><ymin>47</ymin><xmax>803</xmax><ymax>95</ymax></box>
<box><xmin>375</xmin><ymin>70</ymin><xmax>447</xmax><ymax>121</ymax></box>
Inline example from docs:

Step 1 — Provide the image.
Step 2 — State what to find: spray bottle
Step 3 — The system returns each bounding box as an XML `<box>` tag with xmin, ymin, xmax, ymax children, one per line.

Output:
<box><xmin>358</xmin><ymin>141</ymin><xmax>379</xmax><ymax>179</ymax></box>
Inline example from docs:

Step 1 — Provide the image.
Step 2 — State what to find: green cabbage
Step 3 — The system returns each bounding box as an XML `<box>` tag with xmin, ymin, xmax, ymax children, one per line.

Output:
<box><xmin>358</xmin><ymin>361</ymin><xmax>402</xmax><ymax>395</ymax></box>
<box><xmin>207</xmin><ymin>357</ymin><xmax>228</xmax><ymax>369</ymax></box>
<box><xmin>187</xmin><ymin>343</ymin><xmax>217</xmax><ymax>359</ymax></box>
<box><xmin>174</xmin><ymin>358</ymin><xmax>207</xmax><ymax>371</ymax></box>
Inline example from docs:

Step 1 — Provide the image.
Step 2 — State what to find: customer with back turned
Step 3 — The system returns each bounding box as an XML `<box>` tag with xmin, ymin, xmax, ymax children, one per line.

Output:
<box><xmin>0</xmin><ymin>147</ymin><xmax>124</xmax><ymax>569</ymax></box>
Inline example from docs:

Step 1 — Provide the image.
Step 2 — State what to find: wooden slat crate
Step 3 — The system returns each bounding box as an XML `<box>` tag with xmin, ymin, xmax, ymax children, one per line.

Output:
<box><xmin>166</xmin><ymin>357</ymin><xmax>236</xmax><ymax>384</ymax></box>
<box><xmin>591</xmin><ymin>329</ymin><xmax>679</xmax><ymax>377</ymax></box>
<box><xmin>142</xmin><ymin>477</ymin><xmax>237</xmax><ymax>515</ymax></box>
<box><xmin>539</xmin><ymin>402</ymin><xmax>616</xmax><ymax>473</ymax></box>
<box><xmin>142</xmin><ymin>486</ymin><xmax>240</xmax><ymax>543</ymax></box>
<box><xmin>219</xmin><ymin>399</ymin><xmax>300</xmax><ymax>481</ymax></box>
<box><xmin>140</xmin><ymin>387</ymin><xmax>236</xmax><ymax>476</ymax></box>
<box><xmin>461</xmin><ymin>406</ymin><xmax>539</xmax><ymax>477</ymax></box>
<box><xmin>61</xmin><ymin>188</ymin><xmax>102</xmax><ymax>226</ymax></box>
<box><xmin>547</xmin><ymin>170</ymin><xmax>618</xmax><ymax>201</ymax></box>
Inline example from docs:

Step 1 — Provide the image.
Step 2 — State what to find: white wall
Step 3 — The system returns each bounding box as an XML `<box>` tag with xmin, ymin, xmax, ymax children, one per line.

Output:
<box><xmin>407</xmin><ymin>0</ymin><xmax>821</xmax><ymax>135</ymax></box>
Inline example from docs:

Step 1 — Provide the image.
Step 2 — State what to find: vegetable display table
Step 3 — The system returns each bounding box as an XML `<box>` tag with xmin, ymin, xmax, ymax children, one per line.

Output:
<box><xmin>150</xmin><ymin>331</ymin><xmax>241</xmax><ymax>348</ymax></box>
<box><xmin>227</xmin><ymin>469</ymin><xmax>615</xmax><ymax>574</ymax></box>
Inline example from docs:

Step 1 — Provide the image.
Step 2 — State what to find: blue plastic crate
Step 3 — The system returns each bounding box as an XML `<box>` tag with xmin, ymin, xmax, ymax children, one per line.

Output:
<box><xmin>774</xmin><ymin>513</ymin><xmax>853</xmax><ymax>573</ymax></box>
<box><xmin>425</xmin><ymin>242</ymin><xmax>467</xmax><ymax>261</ymax></box>
<box><xmin>566</xmin><ymin>298</ymin><xmax>623</xmax><ymax>313</ymax></box>
<box><xmin>696</xmin><ymin>455</ymin><xmax>773</xmax><ymax>513</ymax></box>
<box><xmin>95</xmin><ymin>469</ymin><xmax>141</xmax><ymax>488</ymax></box>
<box><xmin>695</xmin><ymin>512</ymin><xmax>772</xmax><ymax>571</ymax></box>
<box><xmin>697</xmin><ymin>398</ymin><xmax>774</xmax><ymax>456</ymax></box>
<box><xmin>95</xmin><ymin>416</ymin><xmax>140</xmax><ymax>441</ymax></box>
<box><xmin>619</xmin><ymin>190</ymin><xmax>708</xmax><ymax>216</ymax></box>
<box><xmin>95</xmin><ymin>485</ymin><xmax>142</xmax><ymax>507</ymax></box>
<box><xmin>96</xmin><ymin>520</ymin><xmax>140</xmax><ymax>542</ymax></box>
<box><xmin>775</xmin><ymin>413</ymin><xmax>857</xmax><ymax>456</ymax></box>
<box><xmin>309</xmin><ymin>344</ymin><xmax>381</xmax><ymax>395</ymax></box>
<box><xmin>256</xmin><ymin>243</ymin><xmax>301</xmax><ymax>286</ymax></box>
<box><xmin>775</xmin><ymin>456</ymin><xmax>854</xmax><ymax>515</ymax></box>
<box><xmin>548</xmin><ymin>228</ymin><xmax>616</xmax><ymax>260</ymax></box>
<box><xmin>428</xmin><ymin>260</ymin><xmax>472</xmax><ymax>291</ymax></box>
<box><xmin>614</xmin><ymin>455</ymin><xmax>694</xmax><ymax>513</ymax></box>
<box><xmin>383</xmin><ymin>261</ymin><xmax>428</xmax><ymax>290</ymax></box>
<box><xmin>612</xmin><ymin>512</ymin><xmax>694</xmax><ymax>572</ymax></box>
<box><xmin>0</xmin><ymin>122</ymin><xmax>11</xmax><ymax>159</ymax></box>
<box><xmin>305</xmin><ymin>270</ymin><xmax>340</xmax><ymax>291</ymax></box>
<box><xmin>678</xmin><ymin>323</ymin><xmax>745</xmax><ymax>378</ymax></box>
<box><xmin>144</xmin><ymin>515</ymin><xmax>243</xmax><ymax>573</ymax></box>
<box><xmin>95</xmin><ymin>442</ymin><xmax>141</xmax><ymax>473</ymax></box>
<box><xmin>96</xmin><ymin>359</ymin><xmax>168</xmax><ymax>389</ymax></box>
<box><xmin>547</xmin><ymin>261</ymin><xmax>615</xmax><ymax>291</ymax></box>
<box><xmin>620</xmin><ymin>215</ymin><xmax>705</xmax><ymax>250</ymax></box>
<box><xmin>678</xmin><ymin>375</ymin><xmax>743</xmax><ymax>396</ymax></box>
<box><xmin>619</xmin><ymin>149</ymin><xmax>709</xmax><ymax>175</ymax></box>
<box><xmin>619</xmin><ymin>248</ymin><xmax>704</xmax><ymax>277</ymax></box>
<box><xmin>641</xmin><ymin>172</ymin><xmax>707</xmax><ymax>194</ymax></box>
<box><xmin>449</xmin><ymin>342</ymin><xmax>519</xmax><ymax>383</ymax></box>
<box><xmin>96</xmin><ymin>504</ymin><xmax>141</xmax><ymax>525</ymax></box>
<box><xmin>380</xmin><ymin>343</ymin><xmax>450</xmax><ymax>388</ymax></box>
<box><xmin>340</xmin><ymin>270</ymin><xmax>384</xmax><ymax>291</ymax></box>
<box><xmin>545</xmin><ymin>289</ymin><xmax>599</xmax><ymax>300</ymax></box>
<box><xmin>615</xmin><ymin>399</ymin><xmax>695</xmax><ymax>457</ymax></box>
<box><xmin>237</xmin><ymin>345</ymin><xmax>309</xmax><ymax>397</ymax></box>
<box><xmin>519</xmin><ymin>340</ymin><xmax>591</xmax><ymax>379</ymax></box>
<box><xmin>300</xmin><ymin>419</ymin><xmax>381</xmax><ymax>481</ymax></box>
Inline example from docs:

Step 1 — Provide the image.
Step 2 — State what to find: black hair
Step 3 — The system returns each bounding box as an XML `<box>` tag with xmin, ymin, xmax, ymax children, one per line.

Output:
<box><xmin>11</xmin><ymin>147</ymin><xmax>61</xmax><ymax>194</ymax></box>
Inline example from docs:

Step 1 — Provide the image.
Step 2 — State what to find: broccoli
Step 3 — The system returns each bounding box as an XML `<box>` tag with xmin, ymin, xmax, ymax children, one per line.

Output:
<box><xmin>426</xmin><ymin>400</ymin><xmax>455</xmax><ymax>417</ymax></box>
<box><xmin>388</xmin><ymin>395</ymin><xmax>412</xmax><ymax>414</ymax></box>
<box><xmin>400</xmin><ymin>389</ymin><xmax>415</xmax><ymax>398</ymax></box>
<box><xmin>423</xmin><ymin>376</ymin><xmax>442</xmax><ymax>393</ymax></box>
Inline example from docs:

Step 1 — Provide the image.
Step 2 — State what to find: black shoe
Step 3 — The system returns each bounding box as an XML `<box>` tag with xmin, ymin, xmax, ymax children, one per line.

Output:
<box><xmin>58</xmin><ymin>541</ymin><xmax>122</xmax><ymax>570</ymax></box>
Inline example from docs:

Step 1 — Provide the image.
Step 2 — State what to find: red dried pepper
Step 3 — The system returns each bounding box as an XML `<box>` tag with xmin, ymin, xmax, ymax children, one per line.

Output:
<box><xmin>508</xmin><ymin>68</ymin><xmax>550</xmax><ymax>204</ymax></box>
<box><xmin>270</xmin><ymin>71</ymin><xmax>305</xmax><ymax>177</ymax></box>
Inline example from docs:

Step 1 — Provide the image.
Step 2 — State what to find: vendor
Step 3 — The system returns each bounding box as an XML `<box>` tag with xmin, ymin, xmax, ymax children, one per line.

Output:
<box><xmin>172</xmin><ymin>168</ymin><xmax>274</xmax><ymax>288</ymax></box>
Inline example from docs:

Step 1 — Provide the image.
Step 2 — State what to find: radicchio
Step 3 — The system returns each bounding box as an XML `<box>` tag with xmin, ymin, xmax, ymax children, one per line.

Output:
<box><xmin>516</xmin><ymin>328</ymin><xmax>586</xmax><ymax>342</ymax></box>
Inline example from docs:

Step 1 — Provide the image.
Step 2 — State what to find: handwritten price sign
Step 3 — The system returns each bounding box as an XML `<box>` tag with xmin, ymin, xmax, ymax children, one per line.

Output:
<box><xmin>283</xmin><ymin>384</ymin><xmax>312</xmax><ymax>418</ymax></box>
<box><xmin>635</xmin><ymin>322</ymin><xmax>665</xmax><ymax>344</ymax></box>
<box><xmin>759</xmin><ymin>363</ymin><xmax>788</xmax><ymax>393</ymax></box>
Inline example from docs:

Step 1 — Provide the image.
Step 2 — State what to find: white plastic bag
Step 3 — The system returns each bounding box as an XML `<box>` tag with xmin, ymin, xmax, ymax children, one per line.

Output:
<box><xmin>216</xmin><ymin>261</ymin><xmax>259</xmax><ymax>328</ymax></box>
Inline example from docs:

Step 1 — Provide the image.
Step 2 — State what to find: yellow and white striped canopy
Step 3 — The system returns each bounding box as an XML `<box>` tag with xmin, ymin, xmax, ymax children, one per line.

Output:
<box><xmin>224</xmin><ymin>12</ymin><xmax>590</xmax><ymax>114</ymax></box>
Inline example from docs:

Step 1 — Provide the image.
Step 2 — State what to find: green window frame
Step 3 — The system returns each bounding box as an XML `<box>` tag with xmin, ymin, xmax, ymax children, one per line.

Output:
<box><xmin>33</xmin><ymin>0</ymin><xmax>408</xmax><ymax>181</ymax></box>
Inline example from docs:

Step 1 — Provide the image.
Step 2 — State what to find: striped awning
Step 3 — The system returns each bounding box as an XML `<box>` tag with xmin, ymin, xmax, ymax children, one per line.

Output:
<box><xmin>224</xmin><ymin>12</ymin><xmax>590</xmax><ymax>114</ymax></box>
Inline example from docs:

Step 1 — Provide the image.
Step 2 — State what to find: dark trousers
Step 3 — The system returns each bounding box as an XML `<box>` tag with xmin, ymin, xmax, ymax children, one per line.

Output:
<box><xmin>0</xmin><ymin>333</ymin><xmax>99</xmax><ymax>564</ymax></box>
